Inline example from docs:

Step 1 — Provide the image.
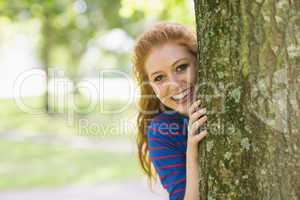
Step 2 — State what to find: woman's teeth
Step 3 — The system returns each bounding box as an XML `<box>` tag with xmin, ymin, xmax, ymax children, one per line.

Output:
<box><xmin>171</xmin><ymin>89</ymin><xmax>190</xmax><ymax>101</ymax></box>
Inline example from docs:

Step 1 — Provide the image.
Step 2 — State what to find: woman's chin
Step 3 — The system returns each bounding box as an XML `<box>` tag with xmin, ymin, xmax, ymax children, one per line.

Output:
<box><xmin>163</xmin><ymin>87</ymin><xmax>197</xmax><ymax>115</ymax></box>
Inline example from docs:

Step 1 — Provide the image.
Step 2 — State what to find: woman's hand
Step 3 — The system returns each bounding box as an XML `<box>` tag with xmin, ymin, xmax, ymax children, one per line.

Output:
<box><xmin>187</xmin><ymin>99</ymin><xmax>208</xmax><ymax>149</ymax></box>
<box><xmin>184</xmin><ymin>99</ymin><xmax>208</xmax><ymax>200</ymax></box>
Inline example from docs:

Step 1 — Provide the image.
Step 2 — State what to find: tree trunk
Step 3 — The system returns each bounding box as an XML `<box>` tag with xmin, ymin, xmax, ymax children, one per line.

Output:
<box><xmin>194</xmin><ymin>0</ymin><xmax>300</xmax><ymax>199</ymax></box>
<box><xmin>41</xmin><ymin>12</ymin><xmax>51</xmax><ymax>113</ymax></box>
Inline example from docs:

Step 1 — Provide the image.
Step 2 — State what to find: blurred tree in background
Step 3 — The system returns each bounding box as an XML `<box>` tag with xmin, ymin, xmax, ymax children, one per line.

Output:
<box><xmin>0</xmin><ymin>0</ymin><xmax>134</xmax><ymax>111</ymax></box>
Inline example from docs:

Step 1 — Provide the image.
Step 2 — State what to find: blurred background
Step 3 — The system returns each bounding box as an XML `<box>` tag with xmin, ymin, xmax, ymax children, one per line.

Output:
<box><xmin>0</xmin><ymin>0</ymin><xmax>195</xmax><ymax>199</ymax></box>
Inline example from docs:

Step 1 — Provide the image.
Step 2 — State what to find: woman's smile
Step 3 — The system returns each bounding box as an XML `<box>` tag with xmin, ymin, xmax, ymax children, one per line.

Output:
<box><xmin>170</xmin><ymin>86</ymin><xmax>195</xmax><ymax>106</ymax></box>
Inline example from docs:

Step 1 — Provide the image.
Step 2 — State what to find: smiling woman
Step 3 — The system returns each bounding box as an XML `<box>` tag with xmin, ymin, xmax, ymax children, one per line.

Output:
<box><xmin>132</xmin><ymin>22</ymin><xmax>208</xmax><ymax>200</ymax></box>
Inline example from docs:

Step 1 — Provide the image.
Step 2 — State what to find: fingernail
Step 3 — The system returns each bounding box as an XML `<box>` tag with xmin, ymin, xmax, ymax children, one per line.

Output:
<box><xmin>199</xmin><ymin>108</ymin><xmax>206</xmax><ymax>114</ymax></box>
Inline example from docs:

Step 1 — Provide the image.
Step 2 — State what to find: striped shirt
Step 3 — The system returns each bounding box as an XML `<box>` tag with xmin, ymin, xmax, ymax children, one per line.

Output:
<box><xmin>146</xmin><ymin>109</ymin><xmax>189</xmax><ymax>200</ymax></box>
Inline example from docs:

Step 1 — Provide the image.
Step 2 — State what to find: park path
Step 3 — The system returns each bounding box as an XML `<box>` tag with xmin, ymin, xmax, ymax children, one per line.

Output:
<box><xmin>0</xmin><ymin>178</ymin><xmax>168</xmax><ymax>200</ymax></box>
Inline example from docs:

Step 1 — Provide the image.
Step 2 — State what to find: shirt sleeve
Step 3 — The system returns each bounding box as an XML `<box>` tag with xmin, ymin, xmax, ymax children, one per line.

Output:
<box><xmin>147</xmin><ymin>116</ymin><xmax>186</xmax><ymax>200</ymax></box>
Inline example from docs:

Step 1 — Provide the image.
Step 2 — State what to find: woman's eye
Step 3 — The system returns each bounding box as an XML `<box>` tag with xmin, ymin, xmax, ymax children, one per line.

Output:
<box><xmin>154</xmin><ymin>75</ymin><xmax>164</xmax><ymax>82</ymax></box>
<box><xmin>176</xmin><ymin>64</ymin><xmax>189</xmax><ymax>72</ymax></box>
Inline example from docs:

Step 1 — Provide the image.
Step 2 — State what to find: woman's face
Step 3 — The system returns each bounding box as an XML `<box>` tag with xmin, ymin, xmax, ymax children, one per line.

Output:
<box><xmin>144</xmin><ymin>42</ymin><xmax>198</xmax><ymax>116</ymax></box>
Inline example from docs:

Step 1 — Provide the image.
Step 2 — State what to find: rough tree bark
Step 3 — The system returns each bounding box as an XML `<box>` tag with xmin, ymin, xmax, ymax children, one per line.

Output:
<box><xmin>194</xmin><ymin>0</ymin><xmax>299</xmax><ymax>199</ymax></box>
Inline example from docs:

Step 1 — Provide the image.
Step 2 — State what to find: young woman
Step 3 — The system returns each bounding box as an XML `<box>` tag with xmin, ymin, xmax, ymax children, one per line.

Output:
<box><xmin>132</xmin><ymin>22</ymin><xmax>208</xmax><ymax>200</ymax></box>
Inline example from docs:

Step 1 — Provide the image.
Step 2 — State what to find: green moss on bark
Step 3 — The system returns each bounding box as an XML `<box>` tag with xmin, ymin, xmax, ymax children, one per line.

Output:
<box><xmin>194</xmin><ymin>0</ymin><xmax>300</xmax><ymax>199</ymax></box>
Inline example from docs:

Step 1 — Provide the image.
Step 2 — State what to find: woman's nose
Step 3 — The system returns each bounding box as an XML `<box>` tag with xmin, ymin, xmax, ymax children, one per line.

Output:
<box><xmin>167</xmin><ymin>74</ymin><xmax>182</xmax><ymax>90</ymax></box>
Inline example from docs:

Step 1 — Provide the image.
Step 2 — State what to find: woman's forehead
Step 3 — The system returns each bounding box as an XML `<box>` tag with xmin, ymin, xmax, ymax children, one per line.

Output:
<box><xmin>144</xmin><ymin>43</ymin><xmax>192</xmax><ymax>74</ymax></box>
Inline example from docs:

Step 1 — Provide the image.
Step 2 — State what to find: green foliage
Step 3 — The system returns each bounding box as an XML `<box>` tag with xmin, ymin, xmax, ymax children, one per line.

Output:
<box><xmin>120</xmin><ymin>0</ymin><xmax>195</xmax><ymax>25</ymax></box>
<box><xmin>0</xmin><ymin>139</ymin><xmax>139</xmax><ymax>189</ymax></box>
<box><xmin>0</xmin><ymin>0</ymin><xmax>135</xmax><ymax>77</ymax></box>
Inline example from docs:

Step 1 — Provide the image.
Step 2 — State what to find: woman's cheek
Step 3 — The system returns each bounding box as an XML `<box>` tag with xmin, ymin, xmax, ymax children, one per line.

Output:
<box><xmin>155</xmin><ymin>85</ymin><xmax>168</xmax><ymax>101</ymax></box>
<box><xmin>190</xmin><ymin>65</ymin><xmax>198</xmax><ymax>84</ymax></box>
<box><xmin>150</xmin><ymin>84</ymin><xmax>162</xmax><ymax>100</ymax></box>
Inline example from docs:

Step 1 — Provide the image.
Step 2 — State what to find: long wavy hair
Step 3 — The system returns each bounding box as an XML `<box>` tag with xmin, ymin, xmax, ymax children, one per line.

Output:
<box><xmin>131</xmin><ymin>22</ymin><xmax>197</xmax><ymax>186</ymax></box>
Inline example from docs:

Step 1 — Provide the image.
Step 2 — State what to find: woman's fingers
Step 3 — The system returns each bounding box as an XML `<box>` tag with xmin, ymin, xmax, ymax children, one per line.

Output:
<box><xmin>196</xmin><ymin>130</ymin><xmax>208</xmax><ymax>141</ymax></box>
<box><xmin>190</xmin><ymin>115</ymin><xmax>207</xmax><ymax>135</ymax></box>
<box><xmin>188</xmin><ymin>99</ymin><xmax>201</xmax><ymax>115</ymax></box>
<box><xmin>190</xmin><ymin>108</ymin><xmax>206</xmax><ymax>124</ymax></box>
<box><xmin>187</xmin><ymin>99</ymin><xmax>208</xmax><ymax>145</ymax></box>
<box><xmin>187</xmin><ymin>130</ymin><xmax>208</xmax><ymax>146</ymax></box>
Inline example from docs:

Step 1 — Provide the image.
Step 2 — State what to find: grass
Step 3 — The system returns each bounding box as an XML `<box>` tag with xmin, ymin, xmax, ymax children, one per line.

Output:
<box><xmin>0</xmin><ymin>96</ymin><xmax>141</xmax><ymax>189</ymax></box>
<box><xmin>0</xmin><ymin>97</ymin><xmax>73</xmax><ymax>134</ymax></box>
<box><xmin>0</xmin><ymin>139</ymin><xmax>141</xmax><ymax>190</ymax></box>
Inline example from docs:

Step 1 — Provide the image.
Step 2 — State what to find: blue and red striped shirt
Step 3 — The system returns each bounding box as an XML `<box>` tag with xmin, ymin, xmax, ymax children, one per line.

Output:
<box><xmin>146</xmin><ymin>109</ymin><xmax>189</xmax><ymax>200</ymax></box>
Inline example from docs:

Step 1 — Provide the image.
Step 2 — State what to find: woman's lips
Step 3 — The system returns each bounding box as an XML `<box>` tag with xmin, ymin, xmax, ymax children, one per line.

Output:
<box><xmin>171</xmin><ymin>87</ymin><xmax>194</xmax><ymax>104</ymax></box>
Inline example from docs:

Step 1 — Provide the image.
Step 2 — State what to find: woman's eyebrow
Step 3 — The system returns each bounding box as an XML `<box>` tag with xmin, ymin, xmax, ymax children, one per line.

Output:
<box><xmin>150</xmin><ymin>58</ymin><xmax>188</xmax><ymax>77</ymax></box>
<box><xmin>151</xmin><ymin>71</ymin><xmax>163</xmax><ymax>77</ymax></box>
<box><xmin>171</xmin><ymin>57</ymin><xmax>188</xmax><ymax>68</ymax></box>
